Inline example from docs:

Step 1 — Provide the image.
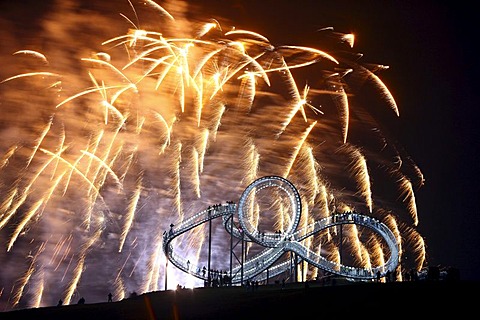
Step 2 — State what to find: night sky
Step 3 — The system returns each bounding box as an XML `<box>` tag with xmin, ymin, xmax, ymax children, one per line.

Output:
<box><xmin>0</xmin><ymin>0</ymin><xmax>479</xmax><ymax>310</ymax></box>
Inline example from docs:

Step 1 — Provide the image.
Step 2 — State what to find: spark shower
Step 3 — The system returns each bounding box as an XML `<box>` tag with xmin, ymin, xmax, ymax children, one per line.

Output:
<box><xmin>0</xmin><ymin>0</ymin><xmax>425</xmax><ymax>310</ymax></box>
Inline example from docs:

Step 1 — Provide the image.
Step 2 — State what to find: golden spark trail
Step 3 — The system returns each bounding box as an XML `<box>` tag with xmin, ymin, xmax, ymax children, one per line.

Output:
<box><xmin>51</xmin><ymin>125</ymin><xmax>67</xmax><ymax>180</ymax></box>
<box><xmin>1</xmin><ymin>72</ymin><xmax>60</xmax><ymax>84</ymax></box>
<box><xmin>243</xmin><ymin>140</ymin><xmax>259</xmax><ymax>184</ymax></box>
<box><xmin>278</xmin><ymin>202</ymin><xmax>287</xmax><ymax>233</ymax></box>
<box><xmin>10</xmin><ymin>241</ymin><xmax>46</xmax><ymax>307</ymax></box>
<box><xmin>64</xmin><ymin>227</ymin><xmax>102</xmax><ymax>305</ymax></box>
<box><xmin>278</xmin><ymin>45</ymin><xmax>339</xmax><ymax>65</ymax></box>
<box><xmin>410</xmin><ymin>230</ymin><xmax>426</xmax><ymax>270</ymax></box>
<box><xmin>328</xmin><ymin>74</ymin><xmax>350</xmax><ymax>143</ymax></box>
<box><xmin>197</xmin><ymin>22</ymin><xmax>218</xmax><ymax>38</ymax></box>
<box><xmin>30</xmin><ymin>274</ymin><xmax>44</xmax><ymax>308</ymax></box>
<box><xmin>27</xmin><ymin>117</ymin><xmax>53</xmax><ymax>168</ymax></box>
<box><xmin>81</xmin><ymin>58</ymin><xmax>135</xmax><ymax>85</ymax></box>
<box><xmin>7</xmin><ymin>171</ymin><xmax>66</xmax><ymax>251</ymax></box>
<box><xmin>114</xmin><ymin>277</ymin><xmax>126</xmax><ymax>302</ymax></box>
<box><xmin>64</xmin><ymin>257</ymin><xmax>85</xmax><ymax>305</ymax></box>
<box><xmin>209</xmin><ymin>51</ymin><xmax>270</xmax><ymax>100</ymax></box>
<box><xmin>348</xmin><ymin>145</ymin><xmax>373</xmax><ymax>212</ymax></box>
<box><xmin>318</xmin><ymin>185</ymin><xmax>330</xmax><ymax>219</ymax></box>
<box><xmin>56</xmin><ymin>236</ymin><xmax>73</xmax><ymax>272</ymax></box>
<box><xmin>143</xmin><ymin>0</ymin><xmax>175</xmax><ymax>21</ymax></box>
<box><xmin>299</xmin><ymin>199</ymin><xmax>309</xmax><ymax>232</ymax></box>
<box><xmin>116</xmin><ymin>250</ymin><xmax>132</xmax><ymax>282</ymax></box>
<box><xmin>51</xmin><ymin>236</ymin><xmax>68</xmax><ymax>268</ymax></box>
<box><xmin>176</xmin><ymin>61</ymin><xmax>187</xmax><ymax>114</ymax></box>
<box><xmin>211</xmin><ymin>103</ymin><xmax>225</xmax><ymax>142</ymax></box>
<box><xmin>0</xmin><ymin>191</ymin><xmax>28</xmax><ymax>230</ymax></box>
<box><xmin>191</xmin><ymin>48</ymin><xmax>222</xmax><ymax>80</ymax></box>
<box><xmin>61</xmin><ymin>148</ymin><xmax>88</xmax><ymax>196</ymax></box>
<box><xmin>192</xmin><ymin>149</ymin><xmax>201</xmax><ymax>198</ymax></box>
<box><xmin>39</xmin><ymin>148</ymin><xmax>101</xmax><ymax>197</ymax></box>
<box><xmin>370</xmin><ymin>237</ymin><xmax>386</xmax><ymax>275</ymax></box>
<box><xmin>0</xmin><ymin>145</ymin><xmax>18</xmax><ymax>170</ymax></box>
<box><xmin>143</xmin><ymin>246</ymin><xmax>159</xmax><ymax>292</ymax></box>
<box><xmin>225</xmin><ymin>29</ymin><xmax>271</xmax><ymax>43</ymax></box>
<box><xmin>0</xmin><ymin>147</ymin><xmax>66</xmax><ymax>229</ymax></box>
<box><xmin>102</xmin><ymin>29</ymin><xmax>148</xmax><ymax>48</ymax></box>
<box><xmin>124</xmin><ymin>52</ymin><xmax>172</xmax><ymax>81</ymax></box>
<box><xmin>173</xmin><ymin>143</ymin><xmax>183</xmax><ymax>218</ymax></box>
<box><xmin>152</xmin><ymin>235</ymin><xmax>169</xmax><ymax>291</ymax></box>
<box><xmin>0</xmin><ymin>187</ymin><xmax>18</xmax><ymax>222</ymax></box>
<box><xmin>11</xmin><ymin>264</ymin><xmax>35</xmax><ymax>307</ymax></box>
<box><xmin>192</xmin><ymin>230</ymin><xmax>206</xmax><ymax>277</ymax></box>
<box><xmin>150</xmin><ymin>251</ymin><xmax>162</xmax><ymax>292</ymax></box>
<box><xmin>61</xmin><ymin>254</ymin><xmax>74</xmax><ymax>283</ymax></box>
<box><xmin>85</xmin><ymin>116</ymin><xmax>128</xmax><ymax>198</ymax></box>
<box><xmin>55</xmin><ymin>84</ymin><xmax>135</xmax><ymax>109</ymax></box>
<box><xmin>283</xmin><ymin>120</ymin><xmax>317</xmax><ymax>179</ymax></box>
<box><xmin>245</xmin><ymin>202</ymin><xmax>259</xmax><ymax>257</ymax></box>
<box><xmin>119</xmin><ymin>145</ymin><xmax>138</xmax><ymax>181</ymax></box>
<box><xmin>86</xmin><ymin>72</ymin><xmax>126</xmax><ymax>123</ymax></box>
<box><xmin>119</xmin><ymin>176</ymin><xmax>143</xmax><ymax>252</ymax></box>
<box><xmin>277</xmin><ymin>58</ymin><xmax>308</xmax><ymax>135</ymax></box>
<box><xmin>198</xmin><ymin>129</ymin><xmax>209</xmax><ymax>174</ymax></box>
<box><xmin>13</xmin><ymin>50</ymin><xmax>49</xmax><ymax>64</ymax></box>
<box><xmin>362</xmin><ymin>65</ymin><xmax>399</xmax><ymax>116</ymax></box>
<box><xmin>383</xmin><ymin>213</ymin><xmax>402</xmax><ymax>262</ymax></box>
<box><xmin>153</xmin><ymin>112</ymin><xmax>173</xmax><ymax>153</ymax></box>
<box><xmin>84</xmin><ymin>131</ymin><xmax>104</xmax><ymax>179</ymax></box>
<box><xmin>360</xmin><ymin>245</ymin><xmax>372</xmax><ymax>270</ymax></box>
<box><xmin>236</xmin><ymin>72</ymin><xmax>257</xmax><ymax>112</ymax></box>
<box><xmin>399</xmin><ymin>176</ymin><xmax>418</xmax><ymax>225</ymax></box>
<box><xmin>312</xmin><ymin>242</ymin><xmax>323</xmax><ymax>280</ymax></box>
<box><xmin>194</xmin><ymin>73</ymin><xmax>205</xmax><ymax>127</ymax></box>
<box><xmin>348</xmin><ymin>224</ymin><xmax>364</xmax><ymax>264</ymax></box>
<box><xmin>304</xmin><ymin>146</ymin><xmax>320</xmax><ymax>205</ymax></box>
<box><xmin>80</xmin><ymin>150</ymin><xmax>123</xmax><ymax>191</ymax></box>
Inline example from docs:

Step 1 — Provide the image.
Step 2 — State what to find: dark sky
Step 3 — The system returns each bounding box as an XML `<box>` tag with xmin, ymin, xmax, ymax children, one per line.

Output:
<box><xmin>0</xmin><ymin>1</ymin><xmax>478</xmax><ymax>309</ymax></box>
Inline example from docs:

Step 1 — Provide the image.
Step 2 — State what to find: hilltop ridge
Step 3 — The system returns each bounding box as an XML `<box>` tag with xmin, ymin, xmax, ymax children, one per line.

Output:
<box><xmin>1</xmin><ymin>280</ymin><xmax>477</xmax><ymax>319</ymax></box>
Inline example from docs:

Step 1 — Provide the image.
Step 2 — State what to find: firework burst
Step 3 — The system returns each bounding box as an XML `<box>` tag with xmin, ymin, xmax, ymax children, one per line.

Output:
<box><xmin>0</xmin><ymin>0</ymin><xmax>425</xmax><ymax>310</ymax></box>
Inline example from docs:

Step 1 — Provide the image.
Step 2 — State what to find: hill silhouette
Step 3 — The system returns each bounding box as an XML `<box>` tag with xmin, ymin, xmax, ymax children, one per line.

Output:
<box><xmin>1</xmin><ymin>279</ymin><xmax>477</xmax><ymax>319</ymax></box>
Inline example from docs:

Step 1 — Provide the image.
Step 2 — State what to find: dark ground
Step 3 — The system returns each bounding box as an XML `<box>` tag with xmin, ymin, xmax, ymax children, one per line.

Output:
<box><xmin>1</xmin><ymin>279</ymin><xmax>477</xmax><ymax>319</ymax></box>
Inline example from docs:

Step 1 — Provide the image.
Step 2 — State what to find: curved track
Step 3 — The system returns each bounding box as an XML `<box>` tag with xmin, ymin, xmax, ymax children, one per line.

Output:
<box><xmin>162</xmin><ymin>176</ymin><xmax>399</xmax><ymax>284</ymax></box>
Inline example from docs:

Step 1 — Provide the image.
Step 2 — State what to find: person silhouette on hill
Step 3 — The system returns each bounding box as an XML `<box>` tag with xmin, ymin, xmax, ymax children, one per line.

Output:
<box><xmin>78</xmin><ymin>297</ymin><xmax>85</xmax><ymax>304</ymax></box>
<box><xmin>108</xmin><ymin>292</ymin><xmax>113</xmax><ymax>302</ymax></box>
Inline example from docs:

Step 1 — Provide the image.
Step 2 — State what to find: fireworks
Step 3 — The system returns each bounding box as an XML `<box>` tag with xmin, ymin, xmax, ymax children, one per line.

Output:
<box><xmin>0</xmin><ymin>0</ymin><xmax>425</xmax><ymax>310</ymax></box>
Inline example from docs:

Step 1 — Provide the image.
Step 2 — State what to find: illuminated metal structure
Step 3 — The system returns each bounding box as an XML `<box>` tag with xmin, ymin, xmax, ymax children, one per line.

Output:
<box><xmin>162</xmin><ymin>176</ymin><xmax>399</xmax><ymax>285</ymax></box>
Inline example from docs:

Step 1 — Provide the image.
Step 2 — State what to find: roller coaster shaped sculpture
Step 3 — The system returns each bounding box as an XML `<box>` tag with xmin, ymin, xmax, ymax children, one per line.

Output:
<box><xmin>162</xmin><ymin>176</ymin><xmax>399</xmax><ymax>285</ymax></box>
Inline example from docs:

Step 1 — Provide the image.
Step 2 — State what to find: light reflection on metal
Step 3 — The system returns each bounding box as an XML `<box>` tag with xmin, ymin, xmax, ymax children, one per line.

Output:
<box><xmin>163</xmin><ymin>176</ymin><xmax>399</xmax><ymax>283</ymax></box>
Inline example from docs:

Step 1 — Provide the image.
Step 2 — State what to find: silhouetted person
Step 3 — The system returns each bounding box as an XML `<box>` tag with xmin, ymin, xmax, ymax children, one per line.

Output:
<box><xmin>78</xmin><ymin>297</ymin><xmax>85</xmax><ymax>304</ymax></box>
<box><xmin>376</xmin><ymin>271</ymin><xmax>381</xmax><ymax>282</ymax></box>
<box><xmin>57</xmin><ymin>299</ymin><xmax>63</xmax><ymax>307</ymax></box>
<box><xmin>108</xmin><ymin>292</ymin><xmax>113</xmax><ymax>302</ymax></box>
